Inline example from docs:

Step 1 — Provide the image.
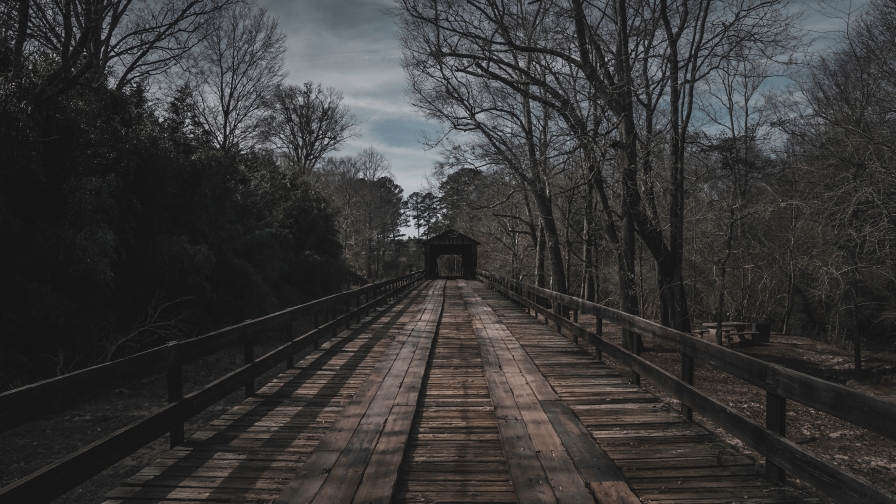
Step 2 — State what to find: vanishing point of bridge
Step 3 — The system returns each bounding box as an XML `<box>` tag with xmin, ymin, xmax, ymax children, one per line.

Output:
<box><xmin>3</xmin><ymin>274</ymin><xmax>896</xmax><ymax>503</ymax></box>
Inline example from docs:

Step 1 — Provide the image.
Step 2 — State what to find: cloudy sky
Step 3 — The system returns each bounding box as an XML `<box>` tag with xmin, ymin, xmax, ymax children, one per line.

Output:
<box><xmin>255</xmin><ymin>0</ymin><xmax>440</xmax><ymax>196</ymax></box>
<box><xmin>256</xmin><ymin>0</ymin><xmax>865</xmax><ymax>197</ymax></box>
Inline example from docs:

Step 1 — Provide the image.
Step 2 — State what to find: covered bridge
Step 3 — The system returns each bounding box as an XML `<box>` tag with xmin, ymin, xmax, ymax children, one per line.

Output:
<box><xmin>423</xmin><ymin>228</ymin><xmax>479</xmax><ymax>279</ymax></box>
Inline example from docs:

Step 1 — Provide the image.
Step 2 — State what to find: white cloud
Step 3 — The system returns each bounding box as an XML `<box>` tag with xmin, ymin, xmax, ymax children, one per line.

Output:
<box><xmin>259</xmin><ymin>0</ymin><xmax>869</xmax><ymax>200</ymax></box>
<box><xmin>254</xmin><ymin>0</ymin><xmax>440</xmax><ymax>193</ymax></box>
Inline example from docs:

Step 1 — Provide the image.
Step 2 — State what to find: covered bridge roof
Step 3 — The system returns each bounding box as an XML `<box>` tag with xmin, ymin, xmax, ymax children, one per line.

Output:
<box><xmin>422</xmin><ymin>229</ymin><xmax>480</xmax><ymax>246</ymax></box>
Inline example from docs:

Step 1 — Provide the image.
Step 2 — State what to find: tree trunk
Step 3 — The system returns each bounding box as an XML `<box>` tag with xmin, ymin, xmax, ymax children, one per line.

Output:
<box><xmin>531</xmin><ymin>190</ymin><xmax>568</xmax><ymax>294</ymax></box>
<box><xmin>851</xmin><ymin>290</ymin><xmax>863</xmax><ymax>379</ymax></box>
<box><xmin>619</xmin><ymin>132</ymin><xmax>641</xmax><ymax>317</ymax></box>
<box><xmin>12</xmin><ymin>0</ymin><xmax>29</xmax><ymax>79</ymax></box>
<box><xmin>536</xmin><ymin>224</ymin><xmax>546</xmax><ymax>288</ymax></box>
<box><xmin>581</xmin><ymin>185</ymin><xmax>596</xmax><ymax>303</ymax></box>
<box><xmin>782</xmin><ymin>270</ymin><xmax>794</xmax><ymax>335</ymax></box>
<box><xmin>520</xmin><ymin>84</ymin><xmax>567</xmax><ymax>295</ymax></box>
<box><xmin>714</xmin><ymin>206</ymin><xmax>737</xmax><ymax>345</ymax></box>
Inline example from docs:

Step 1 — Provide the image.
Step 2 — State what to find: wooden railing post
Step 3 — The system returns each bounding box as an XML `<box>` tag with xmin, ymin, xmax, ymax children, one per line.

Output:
<box><xmin>312</xmin><ymin>311</ymin><xmax>321</xmax><ymax>350</ymax></box>
<box><xmin>243</xmin><ymin>334</ymin><xmax>254</xmax><ymax>397</ymax></box>
<box><xmin>166</xmin><ymin>363</ymin><xmax>183</xmax><ymax>448</ymax></box>
<box><xmin>627</xmin><ymin>330</ymin><xmax>642</xmax><ymax>386</ymax></box>
<box><xmin>595</xmin><ymin>316</ymin><xmax>603</xmax><ymax>360</ymax></box>
<box><xmin>345</xmin><ymin>298</ymin><xmax>352</xmax><ymax>329</ymax></box>
<box><xmin>331</xmin><ymin>308</ymin><xmax>338</xmax><ymax>338</ymax></box>
<box><xmin>767</xmin><ymin>392</ymin><xmax>787</xmax><ymax>483</ymax></box>
<box><xmin>285</xmin><ymin>319</ymin><xmax>294</xmax><ymax>369</ymax></box>
<box><xmin>681</xmin><ymin>354</ymin><xmax>694</xmax><ymax>420</ymax></box>
<box><xmin>556</xmin><ymin>303</ymin><xmax>563</xmax><ymax>335</ymax></box>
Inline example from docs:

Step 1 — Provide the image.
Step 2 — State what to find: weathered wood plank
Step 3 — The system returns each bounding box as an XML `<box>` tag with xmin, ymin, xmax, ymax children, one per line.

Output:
<box><xmin>0</xmin><ymin>273</ymin><xmax>422</xmax><ymax>436</ymax></box>
<box><xmin>472</xmin><ymin>280</ymin><xmax>821</xmax><ymax>504</ymax></box>
<box><xmin>479</xmin><ymin>272</ymin><xmax>896</xmax><ymax>442</ymax></box>
<box><xmin>352</xmin><ymin>405</ymin><xmax>416</xmax><ymax>504</ymax></box>
<box><xmin>460</xmin><ymin>280</ymin><xmax>616</xmax><ymax>504</ymax></box>
<box><xmin>93</xmin><ymin>283</ymin><xmax>431</xmax><ymax>504</ymax></box>
<box><xmin>393</xmin><ymin>280</ymin><xmax>517</xmax><ymax>504</ymax></box>
<box><xmin>276</xmin><ymin>281</ymin><xmax>444</xmax><ymax>504</ymax></box>
<box><xmin>90</xmin><ymin>279</ymin><xmax>836</xmax><ymax>504</ymax></box>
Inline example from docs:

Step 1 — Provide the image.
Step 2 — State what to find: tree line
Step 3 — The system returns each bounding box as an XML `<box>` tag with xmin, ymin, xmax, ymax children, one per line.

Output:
<box><xmin>394</xmin><ymin>0</ymin><xmax>896</xmax><ymax>368</ymax></box>
<box><xmin>0</xmin><ymin>0</ymin><xmax>412</xmax><ymax>387</ymax></box>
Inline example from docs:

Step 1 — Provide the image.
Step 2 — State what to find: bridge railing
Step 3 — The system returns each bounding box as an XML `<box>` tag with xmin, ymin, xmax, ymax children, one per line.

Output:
<box><xmin>478</xmin><ymin>271</ymin><xmax>896</xmax><ymax>504</ymax></box>
<box><xmin>0</xmin><ymin>271</ymin><xmax>424</xmax><ymax>503</ymax></box>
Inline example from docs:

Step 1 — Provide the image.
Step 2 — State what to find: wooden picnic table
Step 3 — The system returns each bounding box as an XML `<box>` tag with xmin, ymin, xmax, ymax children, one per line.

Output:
<box><xmin>698</xmin><ymin>322</ymin><xmax>759</xmax><ymax>345</ymax></box>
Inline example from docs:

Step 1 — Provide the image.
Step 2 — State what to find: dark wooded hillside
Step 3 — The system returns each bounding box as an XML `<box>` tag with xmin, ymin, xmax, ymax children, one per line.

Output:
<box><xmin>0</xmin><ymin>0</ymin><xmax>364</xmax><ymax>387</ymax></box>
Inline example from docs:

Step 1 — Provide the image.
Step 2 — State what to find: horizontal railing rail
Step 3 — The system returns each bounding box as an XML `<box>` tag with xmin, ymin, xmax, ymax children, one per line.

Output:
<box><xmin>478</xmin><ymin>271</ymin><xmax>896</xmax><ymax>504</ymax></box>
<box><xmin>0</xmin><ymin>272</ymin><xmax>424</xmax><ymax>504</ymax></box>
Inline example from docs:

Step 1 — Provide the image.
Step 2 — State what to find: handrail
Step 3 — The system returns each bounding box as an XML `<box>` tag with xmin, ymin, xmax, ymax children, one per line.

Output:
<box><xmin>478</xmin><ymin>271</ymin><xmax>896</xmax><ymax>504</ymax></box>
<box><xmin>0</xmin><ymin>272</ymin><xmax>423</xmax><ymax>504</ymax></box>
<box><xmin>0</xmin><ymin>272</ymin><xmax>420</xmax><ymax>434</ymax></box>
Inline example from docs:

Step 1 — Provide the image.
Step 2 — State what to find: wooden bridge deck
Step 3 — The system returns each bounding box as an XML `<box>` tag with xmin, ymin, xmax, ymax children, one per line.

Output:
<box><xmin>104</xmin><ymin>280</ymin><xmax>815</xmax><ymax>504</ymax></box>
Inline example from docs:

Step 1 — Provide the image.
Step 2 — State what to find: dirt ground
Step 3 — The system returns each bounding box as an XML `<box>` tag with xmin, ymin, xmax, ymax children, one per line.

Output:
<box><xmin>588</xmin><ymin>317</ymin><xmax>896</xmax><ymax>502</ymax></box>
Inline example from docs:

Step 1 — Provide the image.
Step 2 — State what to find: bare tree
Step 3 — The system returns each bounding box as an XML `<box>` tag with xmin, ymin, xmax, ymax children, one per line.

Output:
<box><xmin>356</xmin><ymin>145</ymin><xmax>392</xmax><ymax>182</ymax></box>
<box><xmin>398</xmin><ymin>15</ymin><xmax>574</xmax><ymax>293</ymax></box>
<box><xmin>189</xmin><ymin>3</ymin><xmax>286</xmax><ymax>153</ymax></box>
<box><xmin>267</xmin><ymin>82</ymin><xmax>359</xmax><ymax>175</ymax></box>
<box><xmin>99</xmin><ymin>294</ymin><xmax>193</xmax><ymax>363</ymax></box>
<box><xmin>777</xmin><ymin>0</ymin><xmax>896</xmax><ymax>375</ymax></box>
<box><xmin>396</xmin><ymin>0</ymin><xmax>799</xmax><ymax>328</ymax></box>
<box><xmin>316</xmin><ymin>147</ymin><xmax>404</xmax><ymax>279</ymax></box>
<box><xmin>3</xmin><ymin>0</ymin><xmax>234</xmax><ymax>98</ymax></box>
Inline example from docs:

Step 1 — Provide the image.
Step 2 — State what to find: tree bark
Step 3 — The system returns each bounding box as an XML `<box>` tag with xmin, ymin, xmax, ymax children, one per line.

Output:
<box><xmin>12</xmin><ymin>0</ymin><xmax>29</xmax><ymax>79</ymax></box>
<box><xmin>536</xmin><ymin>224</ymin><xmax>546</xmax><ymax>288</ymax></box>
<box><xmin>581</xmin><ymin>180</ymin><xmax>596</xmax><ymax>302</ymax></box>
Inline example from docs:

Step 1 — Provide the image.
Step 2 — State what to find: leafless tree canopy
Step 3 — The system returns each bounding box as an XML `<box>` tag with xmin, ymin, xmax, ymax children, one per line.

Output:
<box><xmin>391</xmin><ymin>0</ymin><xmax>896</xmax><ymax>370</ymax></box>
<box><xmin>395</xmin><ymin>0</ymin><xmax>799</xmax><ymax>331</ymax></box>
<box><xmin>267</xmin><ymin>82</ymin><xmax>360</xmax><ymax>175</ymax></box>
<box><xmin>188</xmin><ymin>3</ymin><xmax>286</xmax><ymax>153</ymax></box>
<box><xmin>315</xmin><ymin>147</ymin><xmax>406</xmax><ymax>278</ymax></box>
<box><xmin>2</xmin><ymin>0</ymin><xmax>235</xmax><ymax>98</ymax></box>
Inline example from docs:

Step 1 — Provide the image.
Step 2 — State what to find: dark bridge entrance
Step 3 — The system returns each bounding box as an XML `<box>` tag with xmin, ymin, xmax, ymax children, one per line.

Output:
<box><xmin>423</xmin><ymin>229</ymin><xmax>479</xmax><ymax>279</ymax></box>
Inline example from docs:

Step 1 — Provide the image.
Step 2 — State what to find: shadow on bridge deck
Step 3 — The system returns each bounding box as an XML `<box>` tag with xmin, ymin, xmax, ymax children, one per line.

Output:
<box><xmin>104</xmin><ymin>280</ymin><xmax>816</xmax><ymax>504</ymax></box>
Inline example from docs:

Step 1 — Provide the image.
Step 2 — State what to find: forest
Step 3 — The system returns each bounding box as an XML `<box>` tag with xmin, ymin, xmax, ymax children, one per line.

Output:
<box><xmin>1</xmin><ymin>0</ymin><xmax>895</xmax><ymax>388</ymax></box>
<box><xmin>0</xmin><ymin>0</ymin><xmax>414</xmax><ymax>388</ymax></box>
<box><xmin>394</xmin><ymin>0</ymin><xmax>896</xmax><ymax>372</ymax></box>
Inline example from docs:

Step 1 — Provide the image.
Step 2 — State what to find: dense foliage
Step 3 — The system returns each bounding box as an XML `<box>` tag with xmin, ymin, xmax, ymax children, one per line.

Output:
<box><xmin>0</xmin><ymin>77</ymin><xmax>356</xmax><ymax>388</ymax></box>
<box><xmin>0</xmin><ymin>0</ymin><xmax>432</xmax><ymax>387</ymax></box>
